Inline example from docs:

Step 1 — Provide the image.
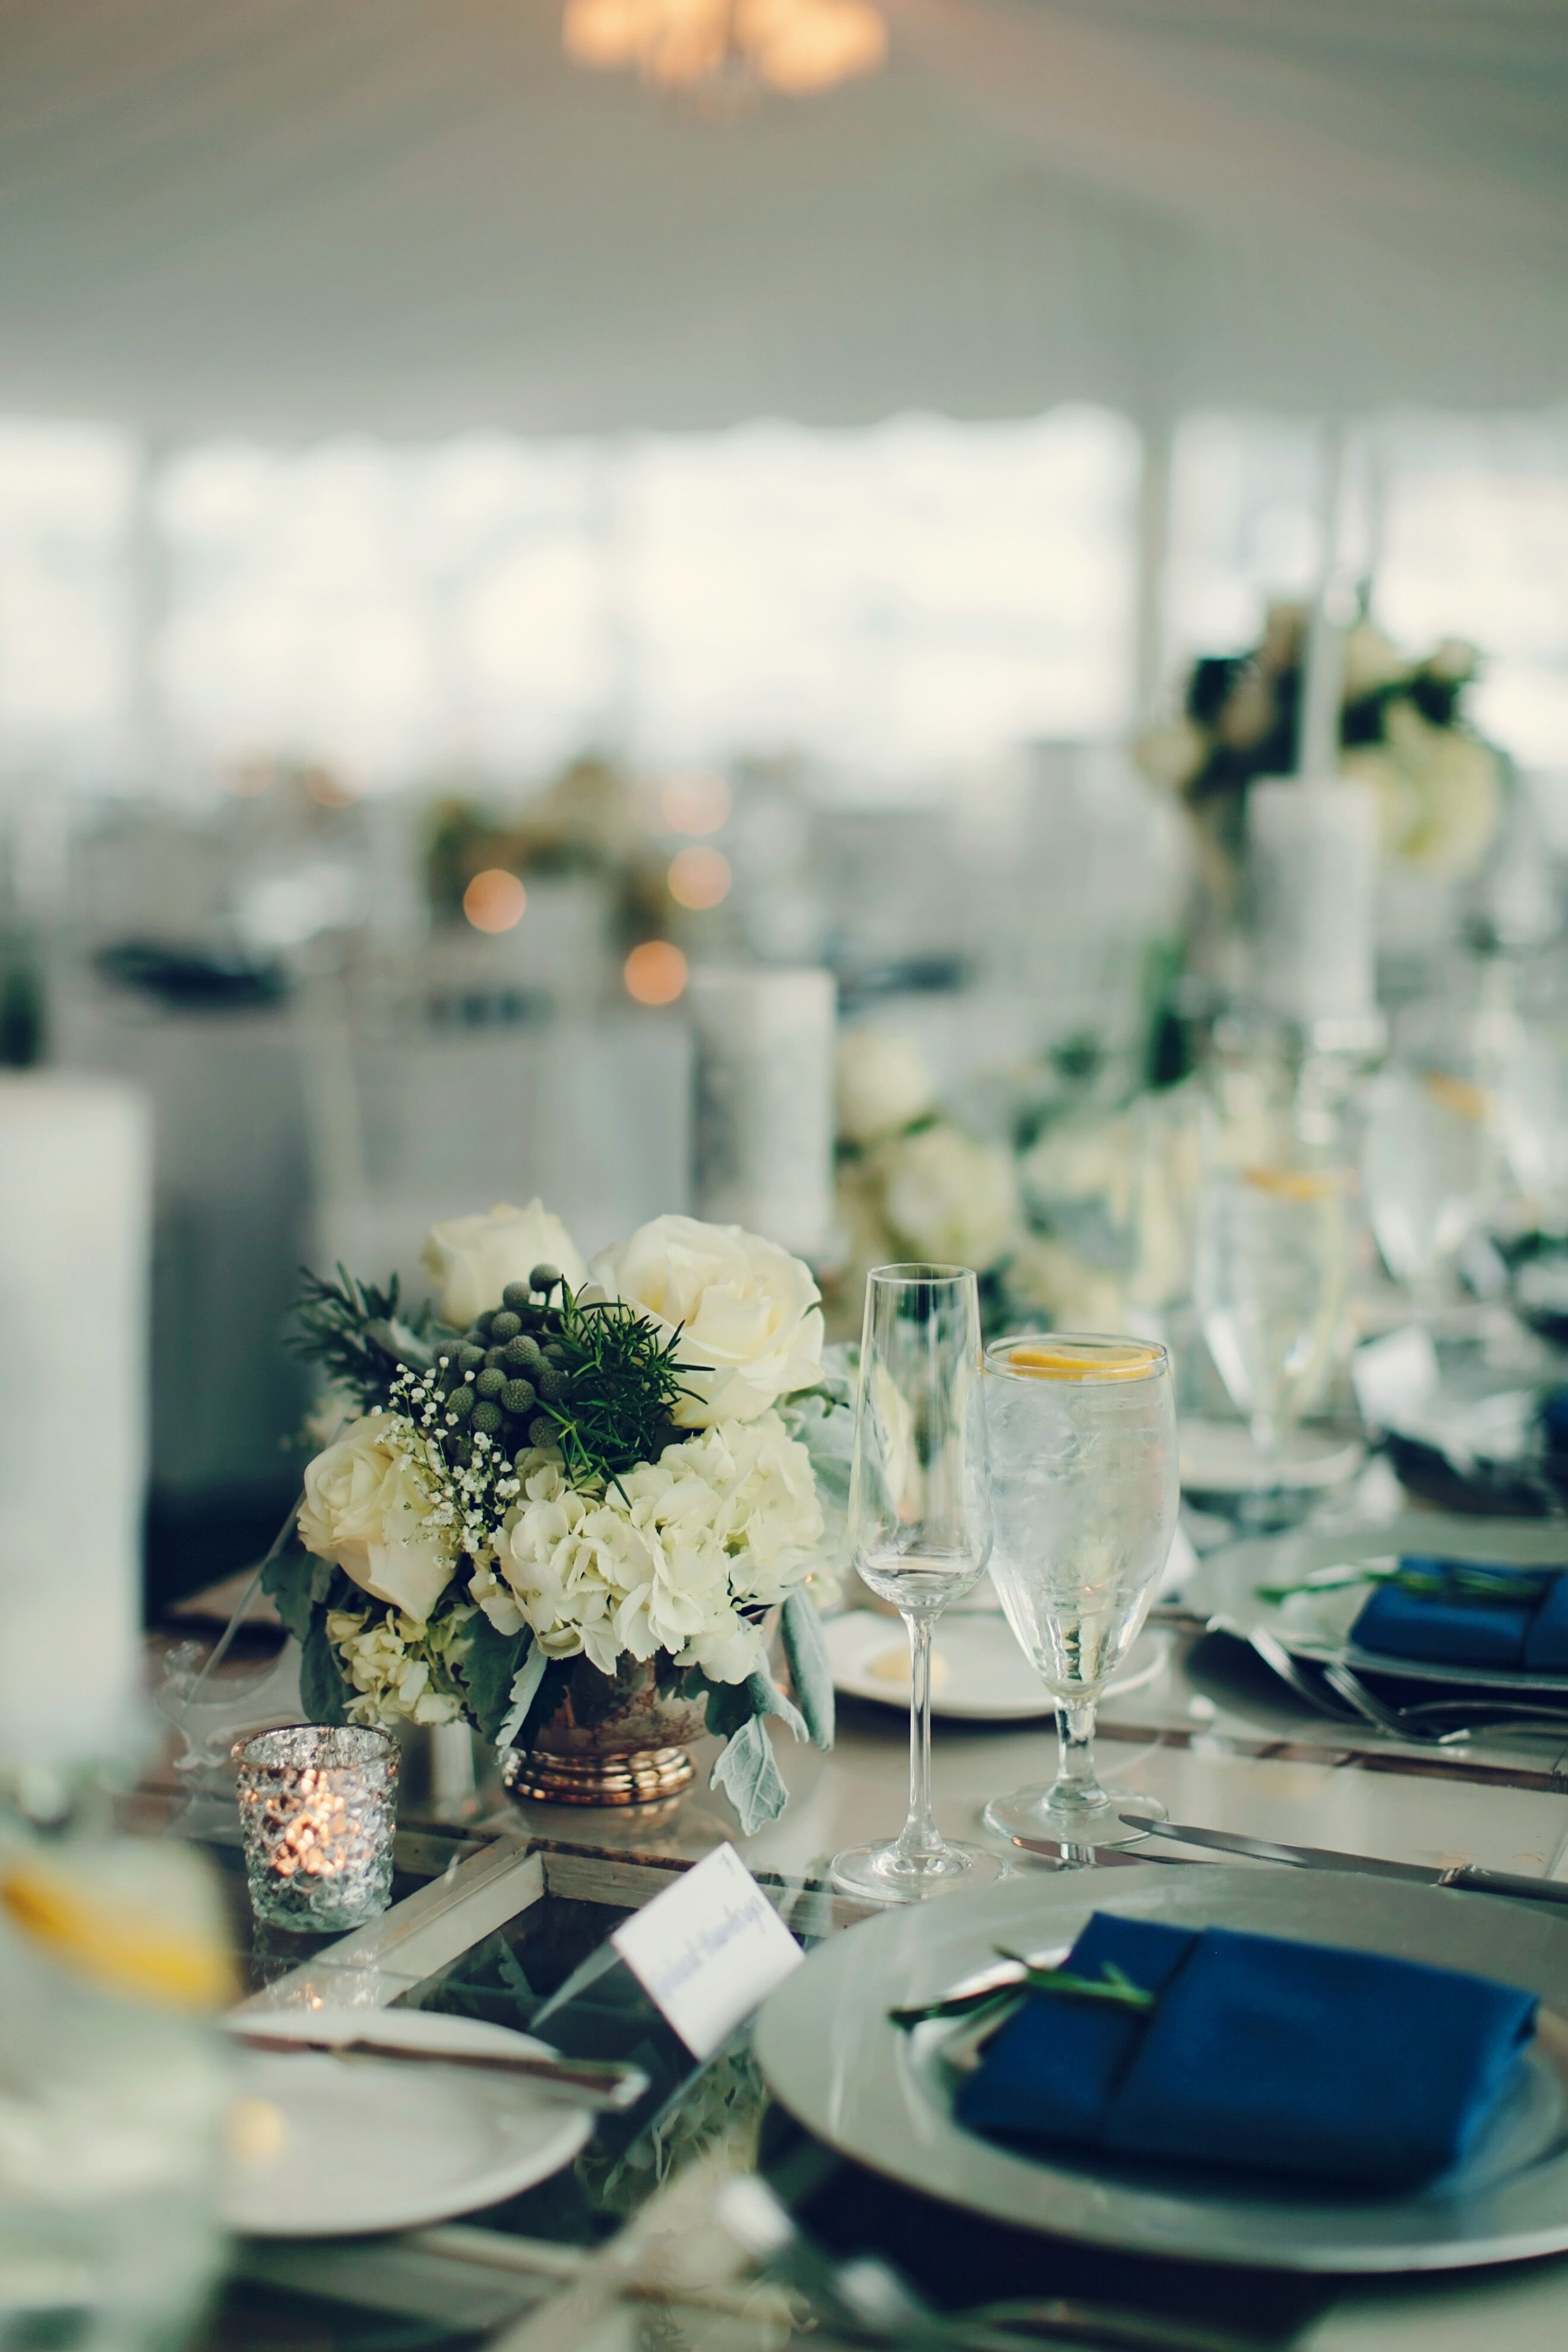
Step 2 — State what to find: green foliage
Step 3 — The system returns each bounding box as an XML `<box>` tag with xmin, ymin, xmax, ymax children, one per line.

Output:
<box><xmin>780</xmin><ymin>1591</ymin><xmax>834</xmax><ymax>1751</ymax></box>
<box><xmin>709</xmin><ymin>1712</ymin><xmax>789</xmax><ymax>1836</ymax></box>
<box><xmin>889</xmin><ymin>1953</ymin><xmax>1155</xmax><ymax>2032</ymax></box>
<box><xmin>536</xmin><ymin>1284</ymin><xmax>703</xmax><ymax>1493</ymax></box>
<box><xmin>261</xmin><ymin>1543</ymin><xmax>318</xmax><ymax>1645</ymax></box>
<box><xmin>289</xmin><ymin>1266</ymin><xmax>432</xmax><ymax>1411</ymax></box>
<box><xmin>457</xmin><ymin>1612</ymin><xmax>537</xmax><ymax>1745</ymax></box>
<box><xmin>300</xmin><ymin>1616</ymin><xmax>350</xmax><ymax>1725</ymax></box>
<box><xmin>494</xmin><ymin>1642</ymin><xmax>549</xmax><ymax>1752</ymax></box>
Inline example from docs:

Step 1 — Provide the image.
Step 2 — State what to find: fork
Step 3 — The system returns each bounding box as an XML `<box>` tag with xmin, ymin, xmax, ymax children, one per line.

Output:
<box><xmin>1245</xmin><ymin>1629</ymin><xmax>1568</xmax><ymax>1747</ymax></box>
<box><xmin>1321</xmin><ymin>1661</ymin><xmax>1568</xmax><ymax>1747</ymax></box>
<box><xmin>1242</xmin><ymin>1627</ymin><xmax>1362</xmax><ymax>1722</ymax></box>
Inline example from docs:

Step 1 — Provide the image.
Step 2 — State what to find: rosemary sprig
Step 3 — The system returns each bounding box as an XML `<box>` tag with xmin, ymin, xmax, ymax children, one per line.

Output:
<box><xmin>890</xmin><ymin>1950</ymin><xmax>1155</xmax><ymax>2031</ymax></box>
<box><xmin>1256</xmin><ymin>1559</ymin><xmax>1558</xmax><ymax>1608</ymax></box>
<box><xmin>289</xmin><ymin>1266</ymin><xmax>433</xmax><ymax>1411</ymax></box>
<box><xmin>539</xmin><ymin>1284</ymin><xmax>707</xmax><ymax>1494</ymax></box>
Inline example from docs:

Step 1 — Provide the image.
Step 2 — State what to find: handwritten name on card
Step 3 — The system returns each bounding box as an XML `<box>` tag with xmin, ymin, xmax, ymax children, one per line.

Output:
<box><xmin>611</xmin><ymin>1843</ymin><xmax>804</xmax><ymax>2060</ymax></box>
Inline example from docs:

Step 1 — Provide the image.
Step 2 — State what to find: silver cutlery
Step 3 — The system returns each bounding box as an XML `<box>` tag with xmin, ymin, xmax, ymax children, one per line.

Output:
<box><xmin>1241</xmin><ymin>1627</ymin><xmax>1361</xmax><ymax>1721</ymax></box>
<box><xmin>236</xmin><ymin>2029</ymin><xmax>650</xmax><ymax>2111</ymax></box>
<box><xmin>1322</xmin><ymin>1659</ymin><xmax>1568</xmax><ymax>1744</ymax></box>
<box><xmin>1243</xmin><ymin>1625</ymin><xmax>1568</xmax><ymax>1746</ymax></box>
<box><xmin>1113</xmin><ymin>1815</ymin><xmax>1568</xmax><ymax>1907</ymax></box>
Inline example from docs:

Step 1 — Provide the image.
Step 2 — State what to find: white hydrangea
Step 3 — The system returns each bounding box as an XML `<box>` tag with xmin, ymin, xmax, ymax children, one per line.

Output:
<box><xmin>326</xmin><ymin>1605</ymin><xmax>470</xmax><ymax>1729</ymax></box>
<box><xmin>485</xmin><ymin>1412</ymin><xmax>824</xmax><ymax>1685</ymax></box>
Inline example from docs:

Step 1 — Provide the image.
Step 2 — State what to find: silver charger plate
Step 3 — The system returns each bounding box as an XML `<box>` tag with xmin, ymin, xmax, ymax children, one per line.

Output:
<box><xmin>753</xmin><ymin>1864</ymin><xmax>1568</xmax><ymax>2272</ymax></box>
<box><xmin>1184</xmin><ymin>1513</ymin><xmax>1568</xmax><ymax>1695</ymax></box>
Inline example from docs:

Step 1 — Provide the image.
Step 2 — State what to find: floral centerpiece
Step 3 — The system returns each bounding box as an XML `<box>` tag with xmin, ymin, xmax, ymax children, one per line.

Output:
<box><xmin>1139</xmin><ymin>608</ymin><xmax>1501</xmax><ymax>886</ymax></box>
<box><xmin>270</xmin><ymin>1203</ymin><xmax>842</xmax><ymax>1832</ymax></box>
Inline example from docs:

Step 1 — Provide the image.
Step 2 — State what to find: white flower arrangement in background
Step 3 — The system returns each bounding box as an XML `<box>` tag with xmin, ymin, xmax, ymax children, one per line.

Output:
<box><xmin>1138</xmin><ymin>606</ymin><xmax>1502</xmax><ymax>883</ymax></box>
<box><xmin>827</xmin><ymin>1027</ymin><xmax>1021</xmax><ymax>1339</ymax></box>
<box><xmin>273</xmin><ymin>1205</ymin><xmax>843</xmax><ymax>1831</ymax></box>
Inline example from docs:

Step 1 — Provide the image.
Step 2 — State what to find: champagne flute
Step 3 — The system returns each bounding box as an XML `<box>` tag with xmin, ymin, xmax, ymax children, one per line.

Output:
<box><xmin>829</xmin><ymin>1264</ymin><xmax>1003</xmax><ymax>1902</ymax></box>
<box><xmin>982</xmin><ymin>1335</ymin><xmax>1178</xmax><ymax>1852</ymax></box>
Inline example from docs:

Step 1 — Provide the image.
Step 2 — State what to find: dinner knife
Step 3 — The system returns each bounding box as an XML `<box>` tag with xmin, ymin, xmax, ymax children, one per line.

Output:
<box><xmin>1105</xmin><ymin>1816</ymin><xmax>1568</xmax><ymax>1907</ymax></box>
<box><xmin>236</xmin><ymin>2030</ymin><xmax>650</xmax><ymax>2110</ymax></box>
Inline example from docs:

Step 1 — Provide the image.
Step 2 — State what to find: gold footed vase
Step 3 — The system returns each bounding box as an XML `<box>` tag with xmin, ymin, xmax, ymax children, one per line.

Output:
<box><xmin>500</xmin><ymin>1654</ymin><xmax>709</xmax><ymax>1809</ymax></box>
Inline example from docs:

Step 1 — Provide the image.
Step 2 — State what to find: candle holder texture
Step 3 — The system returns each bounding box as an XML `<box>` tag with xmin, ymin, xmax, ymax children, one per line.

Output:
<box><xmin>236</xmin><ymin>1725</ymin><xmax>398</xmax><ymax>1931</ymax></box>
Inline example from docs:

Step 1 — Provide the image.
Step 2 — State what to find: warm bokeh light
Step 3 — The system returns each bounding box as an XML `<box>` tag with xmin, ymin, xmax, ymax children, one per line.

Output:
<box><xmin>624</xmin><ymin>939</ymin><xmax>690</xmax><ymax>1005</ymax></box>
<box><xmin>744</xmin><ymin>0</ymin><xmax>886</xmax><ymax>91</ymax></box>
<box><xmin>305</xmin><ymin>766</ymin><xmax>362</xmax><ymax>808</ymax></box>
<box><xmin>227</xmin><ymin>758</ymin><xmax>276</xmax><ymax>798</ymax></box>
<box><xmin>667</xmin><ymin>846</ymin><xmax>732</xmax><ymax>909</ymax></box>
<box><xmin>562</xmin><ymin>0</ymin><xmax>885</xmax><ymax>93</ymax></box>
<box><xmin>463</xmin><ymin>869</ymin><xmax>528</xmax><ymax>932</ymax></box>
<box><xmin>661</xmin><ymin>770</ymin><xmax>731</xmax><ymax>836</ymax></box>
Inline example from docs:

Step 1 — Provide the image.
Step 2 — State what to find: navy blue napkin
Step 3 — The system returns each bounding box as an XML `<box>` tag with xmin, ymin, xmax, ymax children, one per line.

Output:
<box><xmin>1351</xmin><ymin>1558</ymin><xmax>1568</xmax><ymax>1672</ymax></box>
<box><xmin>954</xmin><ymin>1912</ymin><xmax>1537</xmax><ymax>2190</ymax></box>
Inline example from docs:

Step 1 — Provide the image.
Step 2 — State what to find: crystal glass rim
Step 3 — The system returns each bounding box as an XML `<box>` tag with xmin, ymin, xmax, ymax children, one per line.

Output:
<box><xmin>866</xmin><ymin>1260</ymin><xmax>978</xmax><ymax>1286</ymax></box>
<box><xmin>237</xmin><ymin>1723</ymin><xmax>398</xmax><ymax>1776</ymax></box>
<box><xmin>984</xmin><ymin>1330</ymin><xmax>1171</xmax><ymax>1385</ymax></box>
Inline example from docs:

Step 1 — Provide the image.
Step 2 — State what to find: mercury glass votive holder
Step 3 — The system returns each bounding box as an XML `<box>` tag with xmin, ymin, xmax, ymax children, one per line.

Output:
<box><xmin>236</xmin><ymin>1725</ymin><xmax>398</xmax><ymax>1933</ymax></box>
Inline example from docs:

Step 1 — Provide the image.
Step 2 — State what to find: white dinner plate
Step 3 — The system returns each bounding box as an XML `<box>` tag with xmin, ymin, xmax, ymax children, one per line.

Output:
<box><xmin>824</xmin><ymin>1612</ymin><xmax>1166</xmax><ymax>1720</ymax></box>
<box><xmin>220</xmin><ymin>2006</ymin><xmax>592</xmax><ymax>2236</ymax></box>
<box><xmin>1185</xmin><ymin>1513</ymin><xmax>1568</xmax><ymax>1693</ymax></box>
<box><xmin>754</xmin><ymin>1865</ymin><xmax>1568</xmax><ymax>2272</ymax></box>
<box><xmin>1178</xmin><ymin>1417</ymin><xmax>1365</xmax><ymax>1496</ymax></box>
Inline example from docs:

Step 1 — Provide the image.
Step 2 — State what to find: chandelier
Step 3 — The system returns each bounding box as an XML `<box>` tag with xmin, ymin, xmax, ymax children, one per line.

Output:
<box><xmin>562</xmin><ymin>0</ymin><xmax>887</xmax><ymax>99</ymax></box>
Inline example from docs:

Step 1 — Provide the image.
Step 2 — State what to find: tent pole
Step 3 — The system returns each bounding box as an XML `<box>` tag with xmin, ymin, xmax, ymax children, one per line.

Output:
<box><xmin>1133</xmin><ymin>413</ymin><xmax>1174</xmax><ymax>729</ymax></box>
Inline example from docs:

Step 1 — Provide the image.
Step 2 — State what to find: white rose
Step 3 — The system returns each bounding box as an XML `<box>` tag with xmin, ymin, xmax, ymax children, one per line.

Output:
<box><xmin>422</xmin><ymin>1200</ymin><xmax>587</xmax><ymax>1330</ymax></box>
<box><xmin>1134</xmin><ymin>716</ymin><xmax>1207</xmax><ymax>793</ymax></box>
<box><xmin>590</xmin><ymin>1213</ymin><xmax>824</xmax><ymax>1427</ymax></box>
<box><xmin>298</xmin><ymin>1417</ymin><xmax>452</xmax><ymax>1623</ymax></box>
<box><xmin>879</xmin><ymin>1123</ymin><xmax>1019</xmax><ymax>1272</ymax></box>
<box><xmin>1342</xmin><ymin>624</ymin><xmax>1409</xmax><ymax>700</ymax></box>
<box><xmin>836</xmin><ymin>1029</ymin><xmax>935</xmax><ymax>1147</ymax></box>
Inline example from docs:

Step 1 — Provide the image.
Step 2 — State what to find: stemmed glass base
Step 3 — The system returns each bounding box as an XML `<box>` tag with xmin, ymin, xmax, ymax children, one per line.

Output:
<box><xmin>983</xmin><ymin>1691</ymin><xmax>1165</xmax><ymax>1857</ymax></box>
<box><xmin>830</xmin><ymin>1835</ymin><xmax>1004</xmax><ymax>1905</ymax></box>
<box><xmin>982</xmin><ymin>1782</ymin><xmax>1165</xmax><ymax>1855</ymax></box>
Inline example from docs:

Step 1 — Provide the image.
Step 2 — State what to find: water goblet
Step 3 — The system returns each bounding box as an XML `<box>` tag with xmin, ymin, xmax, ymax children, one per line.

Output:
<box><xmin>981</xmin><ymin>1335</ymin><xmax>1178</xmax><ymax>1854</ymax></box>
<box><xmin>829</xmin><ymin>1264</ymin><xmax>1003</xmax><ymax>1902</ymax></box>
<box><xmin>1194</xmin><ymin>1164</ymin><xmax>1348</xmax><ymax>1484</ymax></box>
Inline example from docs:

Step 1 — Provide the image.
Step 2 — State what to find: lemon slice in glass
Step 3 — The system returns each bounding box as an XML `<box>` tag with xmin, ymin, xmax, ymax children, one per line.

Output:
<box><xmin>1004</xmin><ymin>1340</ymin><xmax>1162</xmax><ymax>1383</ymax></box>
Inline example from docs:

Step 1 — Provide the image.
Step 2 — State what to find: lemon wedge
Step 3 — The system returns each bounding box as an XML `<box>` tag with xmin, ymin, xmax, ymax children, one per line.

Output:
<box><xmin>1</xmin><ymin>1854</ymin><xmax>235</xmax><ymax>2014</ymax></box>
<box><xmin>1239</xmin><ymin>1166</ymin><xmax>1341</xmax><ymax>1202</ymax></box>
<box><xmin>1004</xmin><ymin>1342</ymin><xmax>1161</xmax><ymax>1383</ymax></box>
<box><xmin>1423</xmin><ymin>1070</ymin><xmax>1490</xmax><ymax>1123</ymax></box>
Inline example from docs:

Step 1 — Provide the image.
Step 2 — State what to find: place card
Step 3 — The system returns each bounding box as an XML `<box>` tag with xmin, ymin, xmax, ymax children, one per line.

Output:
<box><xmin>611</xmin><ymin>1843</ymin><xmax>804</xmax><ymax>2060</ymax></box>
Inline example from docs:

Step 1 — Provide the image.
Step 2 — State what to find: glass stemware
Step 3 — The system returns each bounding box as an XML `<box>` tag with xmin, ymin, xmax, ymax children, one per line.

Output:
<box><xmin>981</xmin><ymin>1335</ymin><xmax>1178</xmax><ymax>1854</ymax></box>
<box><xmin>1361</xmin><ymin>1067</ymin><xmax>1494</xmax><ymax>1310</ymax></box>
<box><xmin>1193</xmin><ymin>1165</ymin><xmax>1348</xmax><ymax>1481</ymax></box>
<box><xmin>829</xmin><ymin>1264</ymin><xmax>1003</xmax><ymax>1902</ymax></box>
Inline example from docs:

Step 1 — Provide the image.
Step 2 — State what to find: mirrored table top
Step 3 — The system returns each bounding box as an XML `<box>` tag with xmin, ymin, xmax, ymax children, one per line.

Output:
<box><xmin>134</xmin><ymin>1594</ymin><xmax>1568</xmax><ymax>2352</ymax></box>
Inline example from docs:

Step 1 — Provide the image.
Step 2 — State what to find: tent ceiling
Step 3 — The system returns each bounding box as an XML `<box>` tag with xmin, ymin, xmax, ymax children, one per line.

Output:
<box><xmin>0</xmin><ymin>0</ymin><xmax>1564</xmax><ymax>436</ymax></box>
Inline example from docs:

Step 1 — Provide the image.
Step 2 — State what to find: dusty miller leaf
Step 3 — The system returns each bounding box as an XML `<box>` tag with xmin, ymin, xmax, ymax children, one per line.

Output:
<box><xmin>745</xmin><ymin>1667</ymin><xmax>807</xmax><ymax>1746</ymax></box>
<box><xmin>494</xmin><ymin>1640</ymin><xmax>549</xmax><ymax>1754</ymax></box>
<box><xmin>780</xmin><ymin>1589</ymin><xmax>834</xmax><ymax>1751</ymax></box>
<box><xmin>709</xmin><ymin>1713</ymin><xmax>789</xmax><ymax>1836</ymax></box>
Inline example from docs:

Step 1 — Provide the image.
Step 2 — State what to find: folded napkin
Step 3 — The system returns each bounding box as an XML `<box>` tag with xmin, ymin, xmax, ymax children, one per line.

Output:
<box><xmin>954</xmin><ymin>1911</ymin><xmax>1537</xmax><ymax>2190</ymax></box>
<box><xmin>1351</xmin><ymin>1558</ymin><xmax>1568</xmax><ymax>1672</ymax></box>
